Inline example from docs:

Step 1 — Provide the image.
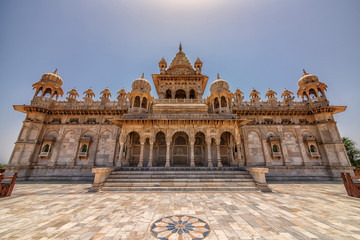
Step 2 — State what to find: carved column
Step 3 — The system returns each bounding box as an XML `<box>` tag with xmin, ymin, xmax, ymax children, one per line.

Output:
<box><xmin>216</xmin><ymin>138</ymin><xmax>222</xmax><ymax>167</ymax></box>
<box><xmin>118</xmin><ymin>142</ymin><xmax>124</xmax><ymax>167</ymax></box>
<box><xmin>138</xmin><ymin>142</ymin><xmax>145</xmax><ymax>167</ymax></box>
<box><xmin>148</xmin><ymin>143</ymin><xmax>154</xmax><ymax>167</ymax></box>
<box><xmin>207</xmin><ymin>142</ymin><xmax>213</xmax><ymax>167</ymax></box>
<box><xmin>165</xmin><ymin>142</ymin><xmax>171</xmax><ymax>167</ymax></box>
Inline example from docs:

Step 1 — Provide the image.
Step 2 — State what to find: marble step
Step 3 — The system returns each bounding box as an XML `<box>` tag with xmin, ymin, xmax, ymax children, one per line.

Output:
<box><xmin>101</xmin><ymin>186</ymin><xmax>259</xmax><ymax>192</ymax></box>
<box><xmin>107</xmin><ymin>175</ymin><xmax>252</xmax><ymax>179</ymax></box>
<box><xmin>102</xmin><ymin>169</ymin><xmax>260</xmax><ymax>192</ymax></box>
<box><xmin>110</xmin><ymin>171</ymin><xmax>250</xmax><ymax>175</ymax></box>
<box><xmin>116</xmin><ymin>167</ymin><xmax>242</xmax><ymax>171</ymax></box>
<box><xmin>106</xmin><ymin>178</ymin><xmax>254</xmax><ymax>182</ymax></box>
<box><xmin>103</xmin><ymin>183</ymin><xmax>256</xmax><ymax>188</ymax></box>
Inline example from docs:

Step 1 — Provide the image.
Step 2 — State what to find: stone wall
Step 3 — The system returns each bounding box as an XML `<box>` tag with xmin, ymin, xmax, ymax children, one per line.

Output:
<box><xmin>7</xmin><ymin>110</ymin><xmax>352</xmax><ymax>181</ymax></box>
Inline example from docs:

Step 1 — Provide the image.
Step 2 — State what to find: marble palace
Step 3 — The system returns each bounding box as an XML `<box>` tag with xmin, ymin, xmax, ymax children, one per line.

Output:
<box><xmin>6</xmin><ymin>44</ymin><xmax>353</xmax><ymax>183</ymax></box>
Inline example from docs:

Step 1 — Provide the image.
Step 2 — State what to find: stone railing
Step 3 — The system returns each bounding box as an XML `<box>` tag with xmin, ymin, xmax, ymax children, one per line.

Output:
<box><xmin>154</xmin><ymin>98</ymin><xmax>207</xmax><ymax>104</ymax></box>
<box><xmin>30</xmin><ymin>97</ymin><xmax>128</xmax><ymax>110</ymax></box>
<box><xmin>145</xmin><ymin>113</ymin><xmax>238</xmax><ymax>120</ymax></box>
<box><xmin>232</xmin><ymin>100</ymin><xmax>329</xmax><ymax>111</ymax></box>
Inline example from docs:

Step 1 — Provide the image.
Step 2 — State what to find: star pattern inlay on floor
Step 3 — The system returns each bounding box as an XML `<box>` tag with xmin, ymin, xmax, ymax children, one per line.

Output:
<box><xmin>151</xmin><ymin>215</ymin><xmax>210</xmax><ymax>240</ymax></box>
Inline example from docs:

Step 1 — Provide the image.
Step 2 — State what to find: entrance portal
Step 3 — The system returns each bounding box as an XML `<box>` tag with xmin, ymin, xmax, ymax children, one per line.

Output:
<box><xmin>172</xmin><ymin>132</ymin><xmax>189</xmax><ymax>166</ymax></box>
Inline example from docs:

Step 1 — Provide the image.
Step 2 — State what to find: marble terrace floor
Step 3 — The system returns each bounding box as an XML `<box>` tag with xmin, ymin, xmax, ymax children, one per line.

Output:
<box><xmin>0</xmin><ymin>182</ymin><xmax>359</xmax><ymax>240</ymax></box>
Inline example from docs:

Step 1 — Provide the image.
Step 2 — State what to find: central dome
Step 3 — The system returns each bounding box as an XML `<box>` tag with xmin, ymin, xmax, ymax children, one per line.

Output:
<box><xmin>132</xmin><ymin>74</ymin><xmax>151</xmax><ymax>92</ymax></box>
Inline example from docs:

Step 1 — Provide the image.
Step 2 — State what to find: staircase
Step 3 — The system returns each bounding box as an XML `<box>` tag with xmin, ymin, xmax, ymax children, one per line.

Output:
<box><xmin>101</xmin><ymin>167</ymin><xmax>261</xmax><ymax>192</ymax></box>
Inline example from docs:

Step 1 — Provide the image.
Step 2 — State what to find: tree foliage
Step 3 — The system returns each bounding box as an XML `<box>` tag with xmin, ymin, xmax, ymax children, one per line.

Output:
<box><xmin>342</xmin><ymin>137</ymin><xmax>360</xmax><ymax>168</ymax></box>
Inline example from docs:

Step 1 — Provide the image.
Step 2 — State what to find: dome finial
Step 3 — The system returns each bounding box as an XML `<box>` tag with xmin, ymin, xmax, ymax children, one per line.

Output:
<box><xmin>142</xmin><ymin>73</ymin><xmax>144</xmax><ymax>78</ymax></box>
<box><xmin>217</xmin><ymin>73</ymin><xmax>220</xmax><ymax>79</ymax></box>
<box><xmin>179</xmin><ymin>42</ymin><xmax>182</xmax><ymax>52</ymax></box>
<box><xmin>53</xmin><ymin>68</ymin><xmax>58</xmax><ymax>74</ymax></box>
<box><xmin>303</xmin><ymin>69</ymin><xmax>308</xmax><ymax>76</ymax></box>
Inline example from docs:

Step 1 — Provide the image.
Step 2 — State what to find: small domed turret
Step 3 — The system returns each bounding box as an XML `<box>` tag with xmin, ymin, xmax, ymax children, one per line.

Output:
<box><xmin>208</xmin><ymin>74</ymin><xmax>232</xmax><ymax>114</ymax></box>
<box><xmin>66</xmin><ymin>88</ymin><xmax>79</xmax><ymax>103</ymax></box>
<box><xmin>41</xmin><ymin>69</ymin><xmax>63</xmax><ymax>86</ymax></box>
<box><xmin>159</xmin><ymin>57</ymin><xmax>167</xmax><ymax>74</ymax></box>
<box><xmin>100</xmin><ymin>88</ymin><xmax>111</xmax><ymax>103</ymax></box>
<box><xmin>210</xmin><ymin>74</ymin><xmax>229</xmax><ymax>93</ymax></box>
<box><xmin>297</xmin><ymin>69</ymin><xmax>327</xmax><ymax>101</ymax></box>
<box><xmin>298</xmin><ymin>69</ymin><xmax>319</xmax><ymax>86</ymax></box>
<box><xmin>128</xmin><ymin>73</ymin><xmax>153</xmax><ymax>113</ymax></box>
<box><xmin>132</xmin><ymin>73</ymin><xmax>151</xmax><ymax>93</ymax></box>
<box><xmin>32</xmin><ymin>69</ymin><xmax>64</xmax><ymax>101</ymax></box>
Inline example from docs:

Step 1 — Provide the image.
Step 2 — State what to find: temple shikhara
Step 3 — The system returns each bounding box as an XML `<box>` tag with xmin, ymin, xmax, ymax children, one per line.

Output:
<box><xmin>6</xmin><ymin>45</ymin><xmax>353</xmax><ymax>191</ymax></box>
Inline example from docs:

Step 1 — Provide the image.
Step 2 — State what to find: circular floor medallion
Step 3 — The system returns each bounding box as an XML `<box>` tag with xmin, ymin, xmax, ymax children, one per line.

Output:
<box><xmin>151</xmin><ymin>215</ymin><xmax>210</xmax><ymax>240</ymax></box>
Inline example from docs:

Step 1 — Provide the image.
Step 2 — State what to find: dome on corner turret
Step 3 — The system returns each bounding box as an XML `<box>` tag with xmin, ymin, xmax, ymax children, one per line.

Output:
<box><xmin>298</xmin><ymin>69</ymin><xmax>319</xmax><ymax>87</ymax></box>
<box><xmin>41</xmin><ymin>69</ymin><xmax>63</xmax><ymax>87</ymax></box>
<box><xmin>210</xmin><ymin>74</ymin><xmax>229</xmax><ymax>93</ymax></box>
<box><xmin>132</xmin><ymin>73</ymin><xmax>151</xmax><ymax>92</ymax></box>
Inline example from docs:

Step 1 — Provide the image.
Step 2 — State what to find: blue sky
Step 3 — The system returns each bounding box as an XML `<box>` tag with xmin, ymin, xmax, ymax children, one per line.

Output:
<box><xmin>0</xmin><ymin>0</ymin><xmax>359</xmax><ymax>164</ymax></box>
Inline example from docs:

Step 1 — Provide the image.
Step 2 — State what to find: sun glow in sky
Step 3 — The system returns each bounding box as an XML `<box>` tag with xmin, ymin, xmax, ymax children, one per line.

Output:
<box><xmin>0</xmin><ymin>0</ymin><xmax>360</xmax><ymax>163</ymax></box>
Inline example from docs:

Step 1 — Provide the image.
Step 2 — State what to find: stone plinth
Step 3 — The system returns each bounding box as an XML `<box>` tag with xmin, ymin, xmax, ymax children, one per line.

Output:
<box><xmin>247</xmin><ymin>167</ymin><xmax>271</xmax><ymax>192</ymax></box>
<box><xmin>90</xmin><ymin>167</ymin><xmax>114</xmax><ymax>192</ymax></box>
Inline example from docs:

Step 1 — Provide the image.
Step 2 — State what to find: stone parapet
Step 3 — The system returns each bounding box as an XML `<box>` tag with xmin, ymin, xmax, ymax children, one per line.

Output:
<box><xmin>4</xmin><ymin>166</ymin><xmax>93</xmax><ymax>181</ymax></box>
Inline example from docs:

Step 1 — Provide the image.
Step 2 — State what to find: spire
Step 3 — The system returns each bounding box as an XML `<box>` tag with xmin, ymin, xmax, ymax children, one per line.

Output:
<box><xmin>53</xmin><ymin>68</ymin><xmax>58</xmax><ymax>74</ymax></box>
<box><xmin>142</xmin><ymin>73</ymin><xmax>144</xmax><ymax>78</ymax></box>
<box><xmin>217</xmin><ymin>73</ymin><xmax>220</xmax><ymax>79</ymax></box>
<box><xmin>167</xmin><ymin>44</ymin><xmax>195</xmax><ymax>74</ymax></box>
<box><xmin>303</xmin><ymin>69</ymin><xmax>308</xmax><ymax>76</ymax></box>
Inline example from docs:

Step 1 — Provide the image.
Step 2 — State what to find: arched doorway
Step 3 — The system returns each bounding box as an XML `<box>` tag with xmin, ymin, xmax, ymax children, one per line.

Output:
<box><xmin>154</xmin><ymin>131</ymin><xmax>166</xmax><ymax>166</ymax></box>
<box><xmin>194</xmin><ymin>132</ymin><xmax>206</xmax><ymax>166</ymax></box>
<box><xmin>189</xmin><ymin>89</ymin><xmax>196</xmax><ymax>99</ymax></box>
<box><xmin>172</xmin><ymin>132</ymin><xmax>189</xmax><ymax>166</ymax></box>
<box><xmin>175</xmin><ymin>89</ymin><xmax>186</xmax><ymax>99</ymax></box>
<box><xmin>165</xmin><ymin>89</ymin><xmax>172</xmax><ymax>99</ymax></box>
<box><xmin>220</xmin><ymin>132</ymin><xmax>235</xmax><ymax>166</ymax></box>
<box><xmin>124</xmin><ymin>131</ymin><xmax>141</xmax><ymax>166</ymax></box>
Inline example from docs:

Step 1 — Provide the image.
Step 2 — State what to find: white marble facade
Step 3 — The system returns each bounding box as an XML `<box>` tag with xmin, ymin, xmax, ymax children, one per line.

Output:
<box><xmin>6</xmin><ymin>45</ymin><xmax>353</xmax><ymax>181</ymax></box>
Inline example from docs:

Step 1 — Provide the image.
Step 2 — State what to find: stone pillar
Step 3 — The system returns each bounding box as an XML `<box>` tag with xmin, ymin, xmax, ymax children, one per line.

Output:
<box><xmin>298</xmin><ymin>139</ymin><xmax>311</xmax><ymax>166</ymax></box>
<box><xmin>190</xmin><ymin>143</ymin><xmax>195</xmax><ymax>167</ymax></box>
<box><xmin>117</xmin><ymin>142</ymin><xmax>124</xmax><ymax>167</ymax></box>
<box><xmin>229</xmin><ymin>146</ymin><xmax>235</xmax><ymax>166</ymax></box>
<box><xmin>138</xmin><ymin>142</ymin><xmax>144</xmax><ymax>167</ymax></box>
<box><xmin>165</xmin><ymin>142</ymin><xmax>171</xmax><ymax>167</ymax></box>
<box><xmin>148</xmin><ymin>143</ymin><xmax>154</xmax><ymax>167</ymax></box>
<box><xmin>261</xmin><ymin>140</ymin><xmax>272</xmax><ymax>167</ymax></box>
<box><xmin>216</xmin><ymin>143</ymin><xmax>222</xmax><ymax>167</ymax></box>
<box><xmin>207</xmin><ymin>142</ymin><xmax>213</xmax><ymax>167</ymax></box>
<box><xmin>279</xmin><ymin>141</ymin><xmax>291</xmax><ymax>166</ymax></box>
<box><xmin>237</xmin><ymin>142</ymin><xmax>243</xmax><ymax>166</ymax></box>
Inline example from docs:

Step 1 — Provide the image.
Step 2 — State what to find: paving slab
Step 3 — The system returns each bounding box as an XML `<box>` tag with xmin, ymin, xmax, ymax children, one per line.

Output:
<box><xmin>0</xmin><ymin>182</ymin><xmax>359</xmax><ymax>239</ymax></box>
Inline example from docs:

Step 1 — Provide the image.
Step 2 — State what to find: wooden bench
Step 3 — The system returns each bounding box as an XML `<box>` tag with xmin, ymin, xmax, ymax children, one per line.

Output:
<box><xmin>341</xmin><ymin>172</ymin><xmax>360</xmax><ymax>198</ymax></box>
<box><xmin>0</xmin><ymin>172</ymin><xmax>18</xmax><ymax>198</ymax></box>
